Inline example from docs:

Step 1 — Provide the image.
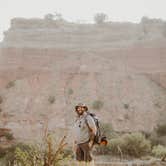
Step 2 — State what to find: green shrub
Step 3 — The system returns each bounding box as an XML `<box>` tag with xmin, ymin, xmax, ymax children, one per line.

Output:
<box><xmin>95</xmin><ymin>132</ymin><xmax>151</xmax><ymax>157</ymax></box>
<box><xmin>4</xmin><ymin>132</ymin><xmax>14</xmax><ymax>140</ymax></box>
<box><xmin>94</xmin><ymin>123</ymin><xmax>116</xmax><ymax>155</ymax></box>
<box><xmin>122</xmin><ymin>133</ymin><xmax>151</xmax><ymax>157</ymax></box>
<box><xmin>0</xmin><ymin>135</ymin><xmax>69</xmax><ymax>166</ymax></box>
<box><xmin>100</xmin><ymin>123</ymin><xmax>115</xmax><ymax>139</ymax></box>
<box><xmin>152</xmin><ymin>145</ymin><xmax>166</xmax><ymax>161</ymax></box>
<box><xmin>6</xmin><ymin>81</ymin><xmax>15</xmax><ymax>89</ymax></box>
<box><xmin>1</xmin><ymin>143</ymin><xmax>31</xmax><ymax>165</ymax></box>
<box><xmin>0</xmin><ymin>96</ymin><xmax>3</xmax><ymax>104</ymax></box>
<box><xmin>123</xmin><ymin>104</ymin><xmax>129</xmax><ymax>109</ymax></box>
<box><xmin>0</xmin><ymin>147</ymin><xmax>7</xmax><ymax>158</ymax></box>
<box><xmin>94</xmin><ymin>13</ymin><xmax>108</xmax><ymax>24</ymax></box>
<box><xmin>92</xmin><ymin>100</ymin><xmax>104</xmax><ymax>110</ymax></box>
<box><xmin>13</xmin><ymin>135</ymin><xmax>67</xmax><ymax>166</ymax></box>
<box><xmin>68</xmin><ymin>88</ymin><xmax>73</xmax><ymax>95</ymax></box>
<box><xmin>156</xmin><ymin>124</ymin><xmax>166</xmax><ymax>136</ymax></box>
<box><xmin>48</xmin><ymin>96</ymin><xmax>55</xmax><ymax>104</ymax></box>
<box><xmin>109</xmin><ymin>137</ymin><xmax>125</xmax><ymax>155</ymax></box>
<box><xmin>107</xmin><ymin>133</ymin><xmax>151</xmax><ymax>157</ymax></box>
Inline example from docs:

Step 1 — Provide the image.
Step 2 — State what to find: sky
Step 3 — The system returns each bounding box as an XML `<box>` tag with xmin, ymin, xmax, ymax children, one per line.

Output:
<box><xmin>0</xmin><ymin>0</ymin><xmax>166</xmax><ymax>41</ymax></box>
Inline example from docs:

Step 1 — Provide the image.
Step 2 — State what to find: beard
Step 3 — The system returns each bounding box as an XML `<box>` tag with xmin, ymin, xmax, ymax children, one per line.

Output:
<box><xmin>77</xmin><ymin>110</ymin><xmax>84</xmax><ymax>116</ymax></box>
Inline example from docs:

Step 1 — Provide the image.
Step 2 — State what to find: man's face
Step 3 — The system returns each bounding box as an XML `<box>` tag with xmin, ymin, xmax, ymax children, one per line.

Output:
<box><xmin>76</xmin><ymin>106</ymin><xmax>85</xmax><ymax>116</ymax></box>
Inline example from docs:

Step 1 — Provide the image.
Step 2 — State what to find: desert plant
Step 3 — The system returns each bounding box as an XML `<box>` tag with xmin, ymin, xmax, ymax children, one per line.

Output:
<box><xmin>12</xmin><ymin>135</ymin><xmax>68</xmax><ymax>166</ymax></box>
<box><xmin>109</xmin><ymin>137</ymin><xmax>125</xmax><ymax>156</ymax></box>
<box><xmin>122</xmin><ymin>133</ymin><xmax>151</xmax><ymax>157</ymax></box>
<box><xmin>44</xmin><ymin>13</ymin><xmax>55</xmax><ymax>20</ymax></box>
<box><xmin>141</xmin><ymin>16</ymin><xmax>150</xmax><ymax>35</ymax></box>
<box><xmin>48</xmin><ymin>96</ymin><xmax>55</xmax><ymax>104</ymax></box>
<box><xmin>156</xmin><ymin>124</ymin><xmax>166</xmax><ymax>136</ymax></box>
<box><xmin>0</xmin><ymin>143</ymin><xmax>31</xmax><ymax>165</ymax></box>
<box><xmin>92</xmin><ymin>100</ymin><xmax>104</xmax><ymax>110</ymax></box>
<box><xmin>123</xmin><ymin>104</ymin><xmax>129</xmax><ymax>109</ymax></box>
<box><xmin>4</xmin><ymin>132</ymin><xmax>14</xmax><ymax>141</ymax></box>
<box><xmin>6</xmin><ymin>81</ymin><xmax>15</xmax><ymax>89</ymax></box>
<box><xmin>68</xmin><ymin>88</ymin><xmax>73</xmax><ymax>95</ymax></box>
<box><xmin>107</xmin><ymin>133</ymin><xmax>151</xmax><ymax>157</ymax></box>
<box><xmin>100</xmin><ymin>123</ymin><xmax>115</xmax><ymax>139</ymax></box>
<box><xmin>0</xmin><ymin>147</ymin><xmax>7</xmax><ymax>158</ymax></box>
<box><xmin>0</xmin><ymin>96</ymin><xmax>3</xmax><ymax>104</ymax></box>
<box><xmin>152</xmin><ymin>145</ymin><xmax>166</xmax><ymax>161</ymax></box>
<box><xmin>94</xmin><ymin>13</ymin><xmax>108</xmax><ymax>24</ymax></box>
<box><xmin>94</xmin><ymin>123</ymin><xmax>116</xmax><ymax>155</ymax></box>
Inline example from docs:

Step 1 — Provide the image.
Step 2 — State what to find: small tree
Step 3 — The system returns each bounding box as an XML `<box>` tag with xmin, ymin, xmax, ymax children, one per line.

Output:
<box><xmin>94</xmin><ymin>13</ymin><xmax>108</xmax><ymax>24</ymax></box>
<box><xmin>54</xmin><ymin>12</ymin><xmax>63</xmax><ymax>21</ymax></box>
<box><xmin>44</xmin><ymin>12</ymin><xmax>63</xmax><ymax>21</ymax></box>
<box><xmin>44</xmin><ymin>13</ymin><xmax>55</xmax><ymax>20</ymax></box>
<box><xmin>141</xmin><ymin>16</ymin><xmax>150</xmax><ymax>35</ymax></box>
<box><xmin>152</xmin><ymin>145</ymin><xmax>166</xmax><ymax>161</ymax></box>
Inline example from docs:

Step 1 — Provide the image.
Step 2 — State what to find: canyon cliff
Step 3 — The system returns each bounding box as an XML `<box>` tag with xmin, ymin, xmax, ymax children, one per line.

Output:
<box><xmin>0</xmin><ymin>17</ymin><xmax>166</xmax><ymax>141</ymax></box>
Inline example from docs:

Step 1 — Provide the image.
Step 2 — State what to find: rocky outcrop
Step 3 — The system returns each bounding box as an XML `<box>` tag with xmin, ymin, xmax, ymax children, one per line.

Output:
<box><xmin>0</xmin><ymin>18</ymin><xmax>166</xmax><ymax>141</ymax></box>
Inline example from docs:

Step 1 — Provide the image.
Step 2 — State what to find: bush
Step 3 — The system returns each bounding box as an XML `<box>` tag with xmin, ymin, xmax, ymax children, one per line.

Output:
<box><xmin>4</xmin><ymin>132</ymin><xmax>14</xmax><ymax>140</ymax></box>
<box><xmin>0</xmin><ymin>96</ymin><xmax>3</xmax><ymax>104</ymax></box>
<box><xmin>92</xmin><ymin>100</ymin><xmax>104</xmax><ymax>110</ymax></box>
<box><xmin>0</xmin><ymin>135</ymin><xmax>69</xmax><ymax>166</ymax></box>
<box><xmin>152</xmin><ymin>145</ymin><xmax>166</xmax><ymax>161</ymax></box>
<box><xmin>123</xmin><ymin>104</ymin><xmax>129</xmax><ymax>109</ymax></box>
<box><xmin>108</xmin><ymin>133</ymin><xmax>151</xmax><ymax>157</ymax></box>
<box><xmin>100</xmin><ymin>123</ymin><xmax>115</xmax><ymax>139</ymax></box>
<box><xmin>122</xmin><ymin>133</ymin><xmax>151</xmax><ymax>157</ymax></box>
<box><xmin>0</xmin><ymin>147</ymin><xmax>7</xmax><ymax>158</ymax></box>
<box><xmin>109</xmin><ymin>137</ymin><xmax>125</xmax><ymax>156</ymax></box>
<box><xmin>1</xmin><ymin>143</ymin><xmax>31</xmax><ymax>165</ymax></box>
<box><xmin>94</xmin><ymin>123</ymin><xmax>115</xmax><ymax>155</ymax></box>
<box><xmin>48</xmin><ymin>96</ymin><xmax>55</xmax><ymax>104</ymax></box>
<box><xmin>156</xmin><ymin>124</ymin><xmax>166</xmax><ymax>136</ymax></box>
<box><xmin>6</xmin><ymin>81</ymin><xmax>15</xmax><ymax>89</ymax></box>
<box><xmin>68</xmin><ymin>88</ymin><xmax>73</xmax><ymax>95</ymax></box>
<box><xmin>44</xmin><ymin>13</ymin><xmax>54</xmax><ymax>20</ymax></box>
<box><xmin>13</xmin><ymin>135</ymin><xmax>68</xmax><ymax>166</ymax></box>
<box><xmin>95</xmin><ymin>132</ymin><xmax>151</xmax><ymax>157</ymax></box>
<box><xmin>94</xmin><ymin>13</ymin><xmax>108</xmax><ymax>24</ymax></box>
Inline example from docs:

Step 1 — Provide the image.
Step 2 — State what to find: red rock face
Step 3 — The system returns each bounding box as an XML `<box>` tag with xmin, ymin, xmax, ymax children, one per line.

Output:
<box><xmin>0</xmin><ymin>18</ymin><xmax>166</xmax><ymax>141</ymax></box>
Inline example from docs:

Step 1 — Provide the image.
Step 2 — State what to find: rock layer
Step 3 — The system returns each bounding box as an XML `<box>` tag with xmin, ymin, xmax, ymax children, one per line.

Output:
<box><xmin>0</xmin><ymin>18</ymin><xmax>166</xmax><ymax>141</ymax></box>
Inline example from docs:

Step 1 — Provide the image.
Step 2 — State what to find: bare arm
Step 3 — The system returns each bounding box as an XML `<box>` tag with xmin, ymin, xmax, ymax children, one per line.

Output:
<box><xmin>86</xmin><ymin>115</ymin><xmax>97</xmax><ymax>143</ymax></box>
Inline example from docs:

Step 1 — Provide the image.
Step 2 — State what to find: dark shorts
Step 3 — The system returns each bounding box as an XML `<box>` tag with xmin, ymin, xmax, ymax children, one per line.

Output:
<box><xmin>76</xmin><ymin>141</ymin><xmax>93</xmax><ymax>162</ymax></box>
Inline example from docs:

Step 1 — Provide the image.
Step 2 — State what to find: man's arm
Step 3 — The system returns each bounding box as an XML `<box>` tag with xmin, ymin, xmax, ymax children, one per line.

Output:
<box><xmin>86</xmin><ymin>115</ymin><xmax>97</xmax><ymax>145</ymax></box>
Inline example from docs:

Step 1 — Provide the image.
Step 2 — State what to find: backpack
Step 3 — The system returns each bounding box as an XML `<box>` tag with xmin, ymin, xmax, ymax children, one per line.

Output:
<box><xmin>85</xmin><ymin>112</ymin><xmax>107</xmax><ymax>145</ymax></box>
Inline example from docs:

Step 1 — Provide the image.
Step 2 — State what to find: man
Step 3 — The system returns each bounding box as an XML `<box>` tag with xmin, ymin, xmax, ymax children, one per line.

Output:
<box><xmin>73</xmin><ymin>103</ymin><xmax>97</xmax><ymax>166</ymax></box>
